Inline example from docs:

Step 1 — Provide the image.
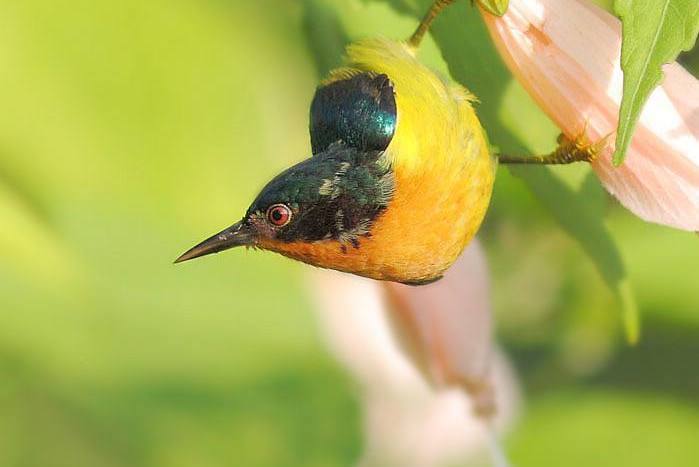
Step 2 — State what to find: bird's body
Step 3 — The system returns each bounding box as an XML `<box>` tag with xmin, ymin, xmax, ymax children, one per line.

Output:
<box><xmin>262</xmin><ymin>39</ymin><xmax>495</xmax><ymax>284</ymax></box>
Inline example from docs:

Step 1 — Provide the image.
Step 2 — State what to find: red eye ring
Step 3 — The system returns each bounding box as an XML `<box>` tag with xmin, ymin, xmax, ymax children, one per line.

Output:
<box><xmin>266</xmin><ymin>204</ymin><xmax>292</xmax><ymax>227</ymax></box>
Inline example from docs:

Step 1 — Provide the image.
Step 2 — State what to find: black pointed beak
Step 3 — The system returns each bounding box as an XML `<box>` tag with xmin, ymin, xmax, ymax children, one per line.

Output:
<box><xmin>175</xmin><ymin>221</ymin><xmax>255</xmax><ymax>264</ymax></box>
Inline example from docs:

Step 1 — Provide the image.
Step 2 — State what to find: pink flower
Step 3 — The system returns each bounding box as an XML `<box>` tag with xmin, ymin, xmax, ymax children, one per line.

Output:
<box><xmin>308</xmin><ymin>242</ymin><xmax>519</xmax><ymax>466</ymax></box>
<box><xmin>481</xmin><ymin>0</ymin><xmax>699</xmax><ymax>230</ymax></box>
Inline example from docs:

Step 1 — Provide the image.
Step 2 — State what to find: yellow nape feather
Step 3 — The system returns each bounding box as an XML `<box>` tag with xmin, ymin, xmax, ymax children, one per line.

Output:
<box><xmin>268</xmin><ymin>38</ymin><xmax>496</xmax><ymax>284</ymax></box>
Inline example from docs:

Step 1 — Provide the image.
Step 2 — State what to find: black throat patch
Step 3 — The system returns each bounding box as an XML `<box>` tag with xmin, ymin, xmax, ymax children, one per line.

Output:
<box><xmin>249</xmin><ymin>144</ymin><xmax>395</xmax><ymax>248</ymax></box>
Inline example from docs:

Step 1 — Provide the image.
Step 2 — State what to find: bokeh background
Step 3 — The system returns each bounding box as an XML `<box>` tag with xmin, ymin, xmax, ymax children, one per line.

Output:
<box><xmin>1</xmin><ymin>0</ymin><xmax>698</xmax><ymax>466</ymax></box>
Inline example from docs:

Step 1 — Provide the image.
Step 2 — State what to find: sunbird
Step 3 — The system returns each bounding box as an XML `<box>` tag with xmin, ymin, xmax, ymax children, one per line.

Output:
<box><xmin>176</xmin><ymin>0</ymin><xmax>600</xmax><ymax>285</ymax></box>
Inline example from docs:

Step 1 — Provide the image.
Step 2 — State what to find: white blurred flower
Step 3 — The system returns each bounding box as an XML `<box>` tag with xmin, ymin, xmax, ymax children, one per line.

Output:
<box><xmin>309</xmin><ymin>242</ymin><xmax>519</xmax><ymax>467</ymax></box>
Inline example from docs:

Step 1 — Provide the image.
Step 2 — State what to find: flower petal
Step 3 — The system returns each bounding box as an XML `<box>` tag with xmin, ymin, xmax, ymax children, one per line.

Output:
<box><xmin>482</xmin><ymin>0</ymin><xmax>699</xmax><ymax>230</ymax></box>
<box><xmin>382</xmin><ymin>241</ymin><xmax>496</xmax><ymax>414</ymax></box>
<box><xmin>307</xmin><ymin>242</ymin><xmax>519</xmax><ymax>465</ymax></box>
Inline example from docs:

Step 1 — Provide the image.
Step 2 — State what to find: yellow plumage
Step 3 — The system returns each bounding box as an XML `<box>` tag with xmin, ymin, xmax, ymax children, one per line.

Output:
<box><xmin>265</xmin><ymin>38</ymin><xmax>496</xmax><ymax>284</ymax></box>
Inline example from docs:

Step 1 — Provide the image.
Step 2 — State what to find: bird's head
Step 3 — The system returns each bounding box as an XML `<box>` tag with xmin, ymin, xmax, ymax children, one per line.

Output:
<box><xmin>175</xmin><ymin>144</ymin><xmax>394</xmax><ymax>270</ymax></box>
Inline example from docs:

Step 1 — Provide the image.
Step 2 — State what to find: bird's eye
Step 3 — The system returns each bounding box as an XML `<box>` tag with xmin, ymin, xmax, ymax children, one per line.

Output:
<box><xmin>266</xmin><ymin>204</ymin><xmax>292</xmax><ymax>227</ymax></box>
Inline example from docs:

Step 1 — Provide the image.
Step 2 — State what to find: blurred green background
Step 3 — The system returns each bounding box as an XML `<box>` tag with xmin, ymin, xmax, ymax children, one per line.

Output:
<box><xmin>1</xmin><ymin>0</ymin><xmax>698</xmax><ymax>466</ymax></box>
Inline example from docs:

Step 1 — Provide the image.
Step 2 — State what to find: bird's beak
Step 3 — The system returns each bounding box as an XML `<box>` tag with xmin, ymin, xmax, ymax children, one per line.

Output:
<box><xmin>174</xmin><ymin>220</ymin><xmax>255</xmax><ymax>263</ymax></box>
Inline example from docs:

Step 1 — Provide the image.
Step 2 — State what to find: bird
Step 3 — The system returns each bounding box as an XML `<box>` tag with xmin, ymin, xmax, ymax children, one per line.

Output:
<box><xmin>175</xmin><ymin>0</ymin><xmax>601</xmax><ymax>285</ymax></box>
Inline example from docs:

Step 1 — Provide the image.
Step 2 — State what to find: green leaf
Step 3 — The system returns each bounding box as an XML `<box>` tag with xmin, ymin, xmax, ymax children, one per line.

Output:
<box><xmin>476</xmin><ymin>0</ymin><xmax>509</xmax><ymax>17</ymax></box>
<box><xmin>613</xmin><ymin>0</ymin><xmax>699</xmax><ymax>166</ymax></box>
<box><xmin>509</xmin><ymin>166</ymin><xmax>639</xmax><ymax>343</ymax></box>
